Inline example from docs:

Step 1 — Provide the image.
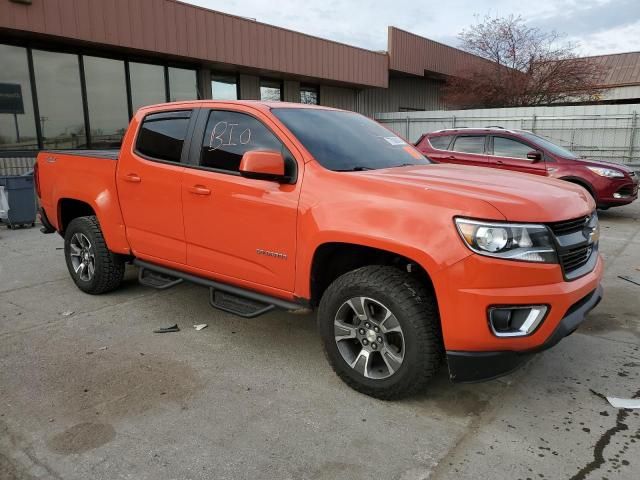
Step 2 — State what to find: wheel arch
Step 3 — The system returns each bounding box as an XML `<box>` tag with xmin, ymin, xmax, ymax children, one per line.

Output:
<box><xmin>309</xmin><ymin>242</ymin><xmax>436</xmax><ymax>308</ymax></box>
<box><xmin>55</xmin><ymin>197</ymin><xmax>131</xmax><ymax>255</ymax></box>
<box><xmin>57</xmin><ymin>198</ymin><xmax>96</xmax><ymax>235</ymax></box>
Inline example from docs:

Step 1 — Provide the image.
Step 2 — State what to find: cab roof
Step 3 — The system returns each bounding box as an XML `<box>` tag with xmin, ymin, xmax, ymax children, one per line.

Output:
<box><xmin>137</xmin><ymin>99</ymin><xmax>341</xmax><ymax>114</ymax></box>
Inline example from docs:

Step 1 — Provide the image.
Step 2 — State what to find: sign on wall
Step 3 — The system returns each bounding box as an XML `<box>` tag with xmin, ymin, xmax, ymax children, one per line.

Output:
<box><xmin>0</xmin><ymin>83</ymin><xmax>25</xmax><ymax>115</ymax></box>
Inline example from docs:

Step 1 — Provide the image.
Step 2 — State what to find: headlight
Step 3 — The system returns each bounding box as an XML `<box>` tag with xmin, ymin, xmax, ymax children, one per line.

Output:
<box><xmin>455</xmin><ymin>218</ymin><xmax>557</xmax><ymax>263</ymax></box>
<box><xmin>586</xmin><ymin>166</ymin><xmax>625</xmax><ymax>178</ymax></box>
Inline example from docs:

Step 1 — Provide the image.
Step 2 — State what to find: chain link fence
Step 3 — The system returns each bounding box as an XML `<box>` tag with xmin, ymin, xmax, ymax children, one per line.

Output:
<box><xmin>375</xmin><ymin>104</ymin><xmax>640</xmax><ymax>166</ymax></box>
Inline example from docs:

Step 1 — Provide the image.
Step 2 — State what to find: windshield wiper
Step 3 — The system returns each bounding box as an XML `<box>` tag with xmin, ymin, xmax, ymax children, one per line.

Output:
<box><xmin>334</xmin><ymin>166</ymin><xmax>374</xmax><ymax>172</ymax></box>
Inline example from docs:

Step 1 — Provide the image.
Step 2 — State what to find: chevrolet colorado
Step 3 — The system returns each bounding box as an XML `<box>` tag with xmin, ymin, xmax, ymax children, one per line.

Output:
<box><xmin>35</xmin><ymin>101</ymin><xmax>603</xmax><ymax>399</ymax></box>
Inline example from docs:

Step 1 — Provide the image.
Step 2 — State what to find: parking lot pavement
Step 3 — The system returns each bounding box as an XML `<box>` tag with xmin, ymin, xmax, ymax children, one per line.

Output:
<box><xmin>0</xmin><ymin>203</ymin><xmax>638</xmax><ymax>480</ymax></box>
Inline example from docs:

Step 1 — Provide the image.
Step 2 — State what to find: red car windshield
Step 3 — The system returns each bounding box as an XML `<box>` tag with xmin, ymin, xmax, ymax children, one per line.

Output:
<box><xmin>519</xmin><ymin>132</ymin><xmax>579</xmax><ymax>159</ymax></box>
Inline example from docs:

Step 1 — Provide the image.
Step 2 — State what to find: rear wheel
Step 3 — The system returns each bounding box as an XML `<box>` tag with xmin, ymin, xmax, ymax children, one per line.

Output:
<box><xmin>318</xmin><ymin>266</ymin><xmax>442</xmax><ymax>399</ymax></box>
<box><xmin>64</xmin><ymin>216</ymin><xmax>125</xmax><ymax>294</ymax></box>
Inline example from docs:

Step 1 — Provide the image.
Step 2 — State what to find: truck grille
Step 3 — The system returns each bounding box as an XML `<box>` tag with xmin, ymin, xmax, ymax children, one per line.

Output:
<box><xmin>547</xmin><ymin>214</ymin><xmax>598</xmax><ymax>280</ymax></box>
<box><xmin>548</xmin><ymin>216</ymin><xmax>589</xmax><ymax>235</ymax></box>
<box><xmin>559</xmin><ymin>245</ymin><xmax>593</xmax><ymax>272</ymax></box>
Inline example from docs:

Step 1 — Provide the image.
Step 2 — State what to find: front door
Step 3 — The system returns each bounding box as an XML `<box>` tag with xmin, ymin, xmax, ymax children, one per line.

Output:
<box><xmin>489</xmin><ymin>136</ymin><xmax>547</xmax><ymax>176</ymax></box>
<box><xmin>117</xmin><ymin>110</ymin><xmax>194</xmax><ymax>264</ymax></box>
<box><xmin>181</xmin><ymin>107</ymin><xmax>301</xmax><ymax>291</ymax></box>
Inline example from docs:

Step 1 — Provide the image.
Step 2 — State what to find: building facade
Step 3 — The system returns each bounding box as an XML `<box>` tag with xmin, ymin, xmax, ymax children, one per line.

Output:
<box><xmin>1</xmin><ymin>0</ymin><xmax>493</xmax><ymax>157</ymax></box>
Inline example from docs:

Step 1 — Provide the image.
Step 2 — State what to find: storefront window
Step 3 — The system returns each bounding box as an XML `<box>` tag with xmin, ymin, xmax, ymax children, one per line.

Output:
<box><xmin>211</xmin><ymin>74</ymin><xmax>238</xmax><ymax>100</ymax></box>
<box><xmin>32</xmin><ymin>50</ymin><xmax>85</xmax><ymax>149</ymax></box>
<box><xmin>260</xmin><ymin>79</ymin><xmax>282</xmax><ymax>102</ymax></box>
<box><xmin>0</xmin><ymin>44</ymin><xmax>38</xmax><ymax>150</ymax></box>
<box><xmin>129</xmin><ymin>62</ymin><xmax>166</xmax><ymax>113</ymax></box>
<box><xmin>1</xmin><ymin>45</ymin><xmax>199</xmax><ymax>152</ymax></box>
<box><xmin>168</xmin><ymin>67</ymin><xmax>198</xmax><ymax>101</ymax></box>
<box><xmin>84</xmin><ymin>56</ymin><xmax>129</xmax><ymax>148</ymax></box>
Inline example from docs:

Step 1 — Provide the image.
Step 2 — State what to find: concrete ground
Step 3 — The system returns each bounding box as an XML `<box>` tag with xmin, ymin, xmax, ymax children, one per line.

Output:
<box><xmin>0</xmin><ymin>203</ymin><xmax>638</xmax><ymax>480</ymax></box>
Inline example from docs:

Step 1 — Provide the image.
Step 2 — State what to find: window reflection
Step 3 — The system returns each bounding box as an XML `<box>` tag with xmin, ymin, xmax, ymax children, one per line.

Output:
<box><xmin>130</xmin><ymin>62</ymin><xmax>166</xmax><ymax>113</ymax></box>
<box><xmin>32</xmin><ymin>50</ymin><xmax>85</xmax><ymax>149</ymax></box>
<box><xmin>0</xmin><ymin>44</ymin><xmax>38</xmax><ymax>150</ymax></box>
<box><xmin>300</xmin><ymin>84</ymin><xmax>319</xmax><ymax>105</ymax></box>
<box><xmin>211</xmin><ymin>74</ymin><xmax>238</xmax><ymax>100</ymax></box>
<box><xmin>260</xmin><ymin>79</ymin><xmax>282</xmax><ymax>102</ymax></box>
<box><xmin>169</xmin><ymin>67</ymin><xmax>198</xmax><ymax>101</ymax></box>
<box><xmin>84</xmin><ymin>56</ymin><xmax>129</xmax><ymax>148</ymax></box>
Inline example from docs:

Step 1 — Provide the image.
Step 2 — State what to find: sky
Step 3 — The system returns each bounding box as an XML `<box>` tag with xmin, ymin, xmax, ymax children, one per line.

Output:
<box><xmin>185</xmin><ymin>0</ymin><xmax>639</xmax><ymax>57</ymax></box>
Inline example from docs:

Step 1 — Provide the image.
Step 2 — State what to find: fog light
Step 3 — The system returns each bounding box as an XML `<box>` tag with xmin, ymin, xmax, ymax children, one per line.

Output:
<box><xmin>488</xmin><ymin>305</ymin><xmax>548</xmax><ymax>337</ymax></box>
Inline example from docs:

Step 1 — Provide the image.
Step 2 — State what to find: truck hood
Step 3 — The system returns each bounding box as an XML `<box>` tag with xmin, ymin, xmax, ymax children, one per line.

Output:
<box><xmin>362</xmin><ymin>164</ymin><xmax>594</xmax><ymax>222</ymax></box>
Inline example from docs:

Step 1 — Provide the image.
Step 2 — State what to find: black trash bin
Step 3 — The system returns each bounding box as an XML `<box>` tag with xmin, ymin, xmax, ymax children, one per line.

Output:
<box><xmin>0</xmin><ymin>173</ymin><xmax>36</xmax><ymax>229</ymax></box>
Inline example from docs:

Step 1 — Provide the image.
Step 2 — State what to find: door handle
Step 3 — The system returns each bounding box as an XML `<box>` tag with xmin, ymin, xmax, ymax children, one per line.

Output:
<box><xmin>447</xmin><ymin>155</ymin><xmax>456</xmax><ymax>160</ymax></box>
<box><xmin>123</xmin><ymin>173</ymin><xmax>141</xmax><ymax>183</ymax></box>
<box><xmin>188</xmin><ymin>185</ymin><xmax>211</xmax><ymax>196</ymax></box>
<box><xmin>496</xmin><ymin>160</ymin><xmax>504</xmax><ymax>165</ymax></box>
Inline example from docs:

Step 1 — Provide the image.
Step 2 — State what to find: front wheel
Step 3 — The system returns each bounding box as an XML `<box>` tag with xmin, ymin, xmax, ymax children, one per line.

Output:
<box><xmin>64</xmin><ymin>216</ymin><xmax>125</xmax><ymax>294</ymax></box>
<box><xmin>318</xmin><ymin>266</ymin><xmax>442</xmax><ymax>399</ymax></box>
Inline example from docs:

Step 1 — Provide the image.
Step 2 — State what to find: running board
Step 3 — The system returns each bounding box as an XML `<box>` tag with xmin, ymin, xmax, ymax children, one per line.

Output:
<box><xmin>210</xmin><ymin>289</ymin><xmax>275</xmax><ymax>318</ymax></box>
<box><xmin>138</xmin><ymin>267</ymin><xmax>184</xmax><ymax>289</ymax></box>
<box><xmin>133</xmin><ymin>259</ymin><xmax>305</xmax><ymax>318</ymax></box>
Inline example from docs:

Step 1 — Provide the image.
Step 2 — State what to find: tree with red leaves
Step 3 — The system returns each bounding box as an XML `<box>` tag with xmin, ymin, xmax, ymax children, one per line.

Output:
<box><xmin>443</xmin><ymin>15</ymin><xmax>605</xmax><ymax>108</ymax></box>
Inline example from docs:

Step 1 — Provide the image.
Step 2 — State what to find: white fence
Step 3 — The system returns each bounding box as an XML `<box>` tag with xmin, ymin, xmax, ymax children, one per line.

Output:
<box><xmin>375</xmin><ymin>104</ymin><xmax>640</xmax><ymax>166</ymax></box>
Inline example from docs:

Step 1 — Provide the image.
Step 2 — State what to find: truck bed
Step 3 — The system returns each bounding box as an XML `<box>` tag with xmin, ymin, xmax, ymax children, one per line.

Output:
<box><xmin>36</xmin><ymin>149</ymin><xmax>128</xmax><ymax>253</ymax></box>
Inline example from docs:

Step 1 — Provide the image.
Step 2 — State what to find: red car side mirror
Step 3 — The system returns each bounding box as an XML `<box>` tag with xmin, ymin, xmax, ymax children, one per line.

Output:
<box><xmin>527</xmin><ymin>151</ymin><xmax>543</xmax><ymax>162</ymax></box>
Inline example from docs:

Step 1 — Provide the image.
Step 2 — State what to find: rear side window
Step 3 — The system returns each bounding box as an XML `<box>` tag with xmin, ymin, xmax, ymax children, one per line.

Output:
<box><xmin>428</xmin><ymin>135</ymin><xmax>453</xmax><ymax>150</ymax></box>
<box><xmin>200</xmin><ymin>110</ymin><xmax>285</xmax><ymax>172</ymax></box>
<box><xmin>136</xmin><ymin>111</ymin><xmax>191</xmax><ymax>163</ymax></box>
<box><xmin>493</xmin><ymin>137</ymin><xmax>534</xmax><ymax>159</ymax></box>
<box><xmin>452</xmin><ymin>136</ymin><xmax>486</xmax><ymax>154</ymax></box>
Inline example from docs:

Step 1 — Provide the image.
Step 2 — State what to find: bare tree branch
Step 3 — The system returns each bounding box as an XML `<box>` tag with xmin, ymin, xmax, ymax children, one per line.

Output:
<box><xmin>443</xmin><ymin>15</ymin><xmax>605</xmax><ymax>108</ymax></box>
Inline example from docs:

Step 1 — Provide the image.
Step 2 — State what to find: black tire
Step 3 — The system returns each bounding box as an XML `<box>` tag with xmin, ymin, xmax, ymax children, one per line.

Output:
<box><xmin>64</xmin><ymin>216</ymin><xmax>125</xmax><ymax>294</ymax></box>
<box><xmin>318</xmin><ymin>265</ymin><xmax>443</xmax><ymax>400</ymax></box>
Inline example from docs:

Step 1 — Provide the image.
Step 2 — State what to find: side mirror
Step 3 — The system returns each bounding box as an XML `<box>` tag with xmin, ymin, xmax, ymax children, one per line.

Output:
<box><xmin>527</xmin><ymin>150</ymin><xmax>543</xmax><ymax>162</ymax></box>
<box><xmin>239</xmin><ymin>150</ymin><xmax>287</xmax><ymax>182</ymax></box>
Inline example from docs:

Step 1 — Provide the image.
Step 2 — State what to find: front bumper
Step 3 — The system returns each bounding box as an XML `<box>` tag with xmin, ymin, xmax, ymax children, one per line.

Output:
<box><xmin>596</xmin><ymin>176</ymin><xmax>638</xmax><ymax>207</ymax></box>
<box><xmin>446</xmin><ymin>285</ymin><xmax>602</xmax><ymax>382</ymax></box>
<box><xmin>433</xmin><ymin>249</ymin><xmax>604</xmax><ymax>382</ymax></box>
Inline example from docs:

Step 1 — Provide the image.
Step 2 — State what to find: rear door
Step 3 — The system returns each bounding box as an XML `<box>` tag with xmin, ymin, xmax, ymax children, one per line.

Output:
<box><xmin>117</xmin><ymin>110</ymin><xmax>195</xmax><ymax>264</ymax></box>
<box><xmin>489</xmin><ymin>135</ymin><xmax>547</xmax><ymax>176</ymax></box>
<box><xmin>180</xmin><ymin>106</ymin><xmax>302</xmax><ymax>291</ymax></box>
<box><xmin>447</xmin><ymin>135</ymin><xmax>489</xmax><ymax>166</ymax></box>
<box><xmin>419</xmin><ymin>135</ymin><xmax>453</xmax><ymax>163</ymax></box>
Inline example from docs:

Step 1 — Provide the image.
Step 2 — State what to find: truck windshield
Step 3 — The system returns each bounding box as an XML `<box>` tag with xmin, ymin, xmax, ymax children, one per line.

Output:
<box><xmin>519</xmin><ymin>132</ymin><xmax>579</xmax><ymax>159</ymax></box>
<box><xmin>271</xmin><ymin>108</ymin><xmax>430</xmax><ymax>171</ymax></box>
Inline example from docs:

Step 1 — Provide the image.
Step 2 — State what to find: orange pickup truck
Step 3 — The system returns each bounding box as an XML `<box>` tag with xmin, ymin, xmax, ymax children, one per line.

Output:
<box><xmin>35</xmin><ymin>101</ymin><xmax>603</xmax><ymax>399</ymax></box>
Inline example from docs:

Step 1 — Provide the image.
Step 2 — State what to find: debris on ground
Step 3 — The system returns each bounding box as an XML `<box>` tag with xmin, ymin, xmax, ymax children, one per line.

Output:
<box><xmin>193</xmin><ymin>324</ymin><xmax>208</xmax><ymax>331</ymax></box>
<box><xmin>607</xmin><ymin>397</ymin><xmax>640</xmax><ymax>409</ymax></box>
<box><xmin>153</xmin><ymin>324</ymin><xmax>180</xmax><ymax>333</ymax></box>
<box><xmin>61</xmin><ymin>311</ymin><xmax>74</xmax><ymax>316</ymax></box>
<box><xmin>618</xmin><ymin>275</ymin><xmax>640</xmax><ymax>286</ymax></box>
<box><xmin>98</xmin><ymin>346</ymin><xmax>108</xmax><ymax>350</ymax></box>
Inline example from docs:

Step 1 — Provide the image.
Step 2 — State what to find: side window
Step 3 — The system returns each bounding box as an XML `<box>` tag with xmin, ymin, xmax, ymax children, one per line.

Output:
<box><xmin>136</xmin><ymin>111</ymin><xmax>191</xmax><ymax>162</ymax></box>
<box><xmin>200</xmin><ymin>110</ymin><xmax>284</xmax><ymax>172</ymax></box>
<box><xmin>452</xmin><ymin>136</ymin><xmax>486</xmax><ymax>154</ymax></box>
<box><xmin>428</xmin><ymin>135</ymin><xmax>453</xmax><ymax>150</ymax></box>
<box><xmin>493</xmin><ymin>137</ymin><xmax>534</xmax><ymax>160</ymax></box>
